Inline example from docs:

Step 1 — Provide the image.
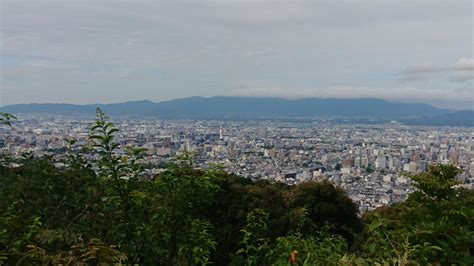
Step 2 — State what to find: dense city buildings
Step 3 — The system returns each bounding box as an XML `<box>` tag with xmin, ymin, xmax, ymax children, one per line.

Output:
<box><xmin>2</xmin><ymin>115</ymin><xmax>473</xmax><ymax>212</ymax></box>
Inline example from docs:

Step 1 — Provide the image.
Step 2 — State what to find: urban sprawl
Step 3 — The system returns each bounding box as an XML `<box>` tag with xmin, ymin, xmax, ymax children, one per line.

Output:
<box><xmin>2</xmin><ymin>115</ymin><xmax>473</xmax><ymax>213</ymax></box>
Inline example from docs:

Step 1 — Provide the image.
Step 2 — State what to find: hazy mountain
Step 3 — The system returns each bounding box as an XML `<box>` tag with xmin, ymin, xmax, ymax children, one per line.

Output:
<box><xmin>401</xmin><ymin>110</ymin><xmax>474</xmax><ymax>127</ymax></box>
<box><xmin>0</xmin><ymin>96</ymin><xmax>455</xmax><ymax>120</ymax></box>
<box><xmin>0</xmin><ymin>100</ymin><xmax>156</xmax><ymax>116</ymax></box>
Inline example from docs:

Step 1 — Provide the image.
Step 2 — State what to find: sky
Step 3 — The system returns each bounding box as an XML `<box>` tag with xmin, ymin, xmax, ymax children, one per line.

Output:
<box><xmin>1</xmin><ymin>0</ymin><xmax>473</xmax><ymax>109</ymax></box>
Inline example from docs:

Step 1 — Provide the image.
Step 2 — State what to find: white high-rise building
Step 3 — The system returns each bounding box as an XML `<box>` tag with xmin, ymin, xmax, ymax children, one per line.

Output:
<box><xmin>354</xmin><ymin>157</ymin><xmax>361</xmax><ymax>168</ymax></box>
<box><xmin>375</xmin><ymin>156</ymin><xmax>387</xmax><ymax>169</ymax></box>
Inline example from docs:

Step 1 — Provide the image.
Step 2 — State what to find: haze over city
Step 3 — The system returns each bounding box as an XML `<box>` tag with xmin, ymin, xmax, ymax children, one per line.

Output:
<box><xmin>1</xmin><ymin>0</ymin><xmax>473</xmax><ymax>109</ymax></box>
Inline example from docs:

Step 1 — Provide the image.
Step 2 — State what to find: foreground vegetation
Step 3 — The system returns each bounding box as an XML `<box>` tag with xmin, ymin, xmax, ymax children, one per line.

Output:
<box><xmin>0</xmin><ymin>110</ymin><xmax>473</xmax><ymax>265</ymax></box>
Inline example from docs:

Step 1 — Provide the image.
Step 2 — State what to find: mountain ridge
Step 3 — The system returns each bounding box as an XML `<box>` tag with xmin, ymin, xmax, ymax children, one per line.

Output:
<box><xmin>1</xmin><ymin>96</ymin><xmax>465</xmax><ymax>122</ymax></box>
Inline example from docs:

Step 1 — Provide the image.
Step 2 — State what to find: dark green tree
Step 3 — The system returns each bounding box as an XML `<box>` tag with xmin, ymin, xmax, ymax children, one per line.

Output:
<box><xmin>0</xmin><ymin>112</ymin><xmax>16</xmax><ymax>126</ymax></box>
<box><xmin>361</xmin><ymin>164</ymin><xmax>474</xmax><ymax>264</ymax></box>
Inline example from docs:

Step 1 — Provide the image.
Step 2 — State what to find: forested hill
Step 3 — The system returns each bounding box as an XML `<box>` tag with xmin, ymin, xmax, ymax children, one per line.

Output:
<box><xmin>1</xmin><ymin>96</ymin><xmax>451</xmax><ymax>119</ymax></box>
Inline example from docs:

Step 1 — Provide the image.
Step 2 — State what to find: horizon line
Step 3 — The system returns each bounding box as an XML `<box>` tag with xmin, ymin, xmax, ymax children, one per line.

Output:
<box><xmin>0</xmin><ymin>95</ymin><xmax>460</xmax><ymax>110</ymax></box>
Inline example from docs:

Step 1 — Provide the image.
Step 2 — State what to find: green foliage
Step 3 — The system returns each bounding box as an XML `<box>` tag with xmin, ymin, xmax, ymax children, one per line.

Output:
<box><xmin>0</xmin><ymin>110</ymin><xmax>220</xmax><ymax>265</ymax></box>
<box><xmin>360</xmin><ymin>214</ymin><xmax>442</xmax><ymax>265</ymax></box>
<box><xmin>89</xmin><ymin>108</ymin><xmax>123</xmax><ymax>179</ymax></box>
<box><xmin>291</xmin><ymin>181</ymin><xmax>363</xmax><ymax>242</ymax></box>
<box><xmin>151</xmin><ymin>162</ymin><xmax>220</xmax><ymax>265</ymax></box>
<box><xmin>233</xmin><ymin>209</ymin><xmax>271</xmax><ymax>265</ymax></box>
<box><xmin>178</xmin><ymin>219</ymin><xmax>216</xmax><ymax>266</ymax></box>
<box><xmin>268</xmin><ymin>229</ymin><xmax>349</xmax><ymax>265</ymax></box>
<box><xmin>232</xmin><ymin>209</ymin><xmax>351</xmax><ymax>266</ymax></box>
<box><xmin>409</xmin><ymin>163</ymin><xmax>461</xmax><ymax>200</ymax></box>
<box><xmin>22</xmin><ymin>238</ymin><xmax>127</xmax><ymax>265</ymax></box>
<box><xmin>209</xmin><ymin>175</ymin><xmax>362</xmax><ymax>265</ymax></box>
<box><xmin>360</xmin><ymin>164</ymin><xmax>474</xmax><ymax>264</ymax></box>
<box><xmin>365</xmin><ymin>165</ymin><xmax>374</xmax><ymax>174</ymax></box>
<box><xmin>0</xmin><ymin>112</ymin><xmax>16</xmax><ymax>126</ymax></box>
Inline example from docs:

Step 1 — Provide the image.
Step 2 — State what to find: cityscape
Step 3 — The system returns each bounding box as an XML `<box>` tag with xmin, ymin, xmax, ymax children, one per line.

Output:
<box><xmin>3</xmin><ymin>114</ymin><xmax>473</xmax><ymax>212</ymax></box>
<box><xmin>1</xmin><ymin>0</ymin><xmax>473</xmax><ymax>263</ymax></box>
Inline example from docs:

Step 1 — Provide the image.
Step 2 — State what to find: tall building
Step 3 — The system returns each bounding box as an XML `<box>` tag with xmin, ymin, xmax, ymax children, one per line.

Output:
<box><xmin>354</xmin><ymin>157</ymin><xmax>361</xmax><ymax>168</ymax></box>
<box><xmin>375</xmin><ymin>156</ymin><xmax>387</xmax><ymax>169</ymax></box>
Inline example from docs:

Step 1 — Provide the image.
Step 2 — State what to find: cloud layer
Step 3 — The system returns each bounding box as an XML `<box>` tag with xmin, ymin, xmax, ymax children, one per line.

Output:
<box><xmin>227</xmin><ymin>84</ymin><xmax>473</xmax><ymax>109</ymax></box>
<box><xmin>400</xmin><ymin>58</ymin><xmax>474</xmax><ymax>83</ymax></box>
<box><xmin>1</xmin><ymin>0</ymin><xmax>473</xmax><ymax>109</ymax></box>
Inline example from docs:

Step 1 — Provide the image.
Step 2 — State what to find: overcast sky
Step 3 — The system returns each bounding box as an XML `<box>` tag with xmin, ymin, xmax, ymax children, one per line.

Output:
<box><xmin>1</xmin><ymin>0</ymin><xmax>473</xmax><ymax>109</ymax></box>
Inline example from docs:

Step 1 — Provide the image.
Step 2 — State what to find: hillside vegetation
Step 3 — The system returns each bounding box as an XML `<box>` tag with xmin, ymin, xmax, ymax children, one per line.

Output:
<box><xmin>0</xmin><ymin>110</ymin><xmax>472</xmax><ymax>265</ymax></box>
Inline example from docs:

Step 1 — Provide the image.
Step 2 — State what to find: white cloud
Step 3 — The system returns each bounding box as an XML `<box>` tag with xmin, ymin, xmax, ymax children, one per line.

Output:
<box><xmin>227</xmin><ymin>84</ymin><xmax>474</xmax><ymax>109</ymax></box>
<box><xmin>453</xmin><ymin>57</ymin><xmax>474</xmax><ymax>71</ymax></box>
<box><xmin>450</xmin><ymin>72</ymin><xmax>474</xmax><ymax>82</ymax></box>
<box><xmin>400</xmin><ymin>57</ymin><xmax>474</xmax><ymax>83</ymax></box>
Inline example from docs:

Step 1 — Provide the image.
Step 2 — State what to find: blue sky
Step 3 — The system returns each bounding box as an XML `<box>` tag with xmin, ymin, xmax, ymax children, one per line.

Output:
<box><xmin>1</xmin><ymin>0</ymin><xmax>473</xmax><ymax>109</ymax></box>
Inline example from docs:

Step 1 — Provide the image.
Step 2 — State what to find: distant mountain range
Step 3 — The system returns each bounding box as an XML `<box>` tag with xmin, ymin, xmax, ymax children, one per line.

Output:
<box><xmin>401</xmin><ymin>110</ymin><xmax>474</xmax><ymax>127</ymax></box>
<box><xmin>1</xmin><ymin>97</ymin><xmax>472</xmax><ymax>126</ymax></box>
